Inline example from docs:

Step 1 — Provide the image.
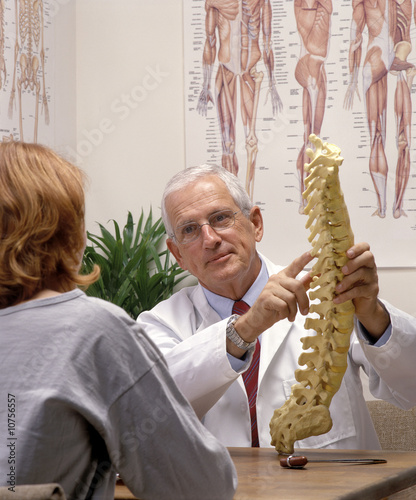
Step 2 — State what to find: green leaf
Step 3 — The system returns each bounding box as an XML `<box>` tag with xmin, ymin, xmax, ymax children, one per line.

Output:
<box><xmin>81</xmin><ymin>208</ymin><xmax>188</xmax><ymax>318</ymax></box>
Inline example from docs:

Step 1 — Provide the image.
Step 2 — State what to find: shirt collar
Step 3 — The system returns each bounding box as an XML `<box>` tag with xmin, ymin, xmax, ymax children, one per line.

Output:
<box><xmin>202</xmin><ymin>254</ymin><xmax>269</xmax><ymax>320</ymax></box>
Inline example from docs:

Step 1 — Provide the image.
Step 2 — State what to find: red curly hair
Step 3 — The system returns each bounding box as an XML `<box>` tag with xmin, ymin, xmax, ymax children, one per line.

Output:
<box><xmin>0</xmin><ymin>141</ymin><xmax>100</xmax><ymax>308</ymax></box>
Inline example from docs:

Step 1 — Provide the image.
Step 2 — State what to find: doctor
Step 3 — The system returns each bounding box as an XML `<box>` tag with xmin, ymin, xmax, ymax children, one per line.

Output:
<box><xmin>137</xmin><ymin>164</ymin><xmax>416</xmax><ymax>449</ymax></box>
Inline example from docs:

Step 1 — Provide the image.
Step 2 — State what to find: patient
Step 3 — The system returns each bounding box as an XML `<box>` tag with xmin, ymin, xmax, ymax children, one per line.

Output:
<box><xmin>0</xmin><ymin>142</ymin><xmax>237</xmax><ymax>499</ymax></box>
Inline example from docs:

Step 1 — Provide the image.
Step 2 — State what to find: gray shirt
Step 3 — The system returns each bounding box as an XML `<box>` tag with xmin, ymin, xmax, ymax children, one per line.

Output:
<box><xmin>0</xmin><ymin>289</ymin><xmax>237</xmax><ymax>499</ymax></box>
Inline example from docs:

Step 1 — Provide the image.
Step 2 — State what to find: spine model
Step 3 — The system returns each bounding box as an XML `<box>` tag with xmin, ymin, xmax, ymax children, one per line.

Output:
<box><xmin>269</xmin><ymin>134</ymin><xmax>355</xmax><ymax>455</ymax></box>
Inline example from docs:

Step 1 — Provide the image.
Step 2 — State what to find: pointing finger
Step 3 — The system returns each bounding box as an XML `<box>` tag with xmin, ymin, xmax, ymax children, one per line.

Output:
<box><xmin>285</xmin><ymin>251</ymin><xmax>314</xmax><ymax>279</ymax></box>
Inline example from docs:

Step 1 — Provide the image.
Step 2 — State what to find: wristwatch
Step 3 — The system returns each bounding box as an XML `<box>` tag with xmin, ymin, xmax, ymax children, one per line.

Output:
<box><xmin>226</xmin><ymin>314</ymin><xmax>257</xmax><ymax>351</ymax></box>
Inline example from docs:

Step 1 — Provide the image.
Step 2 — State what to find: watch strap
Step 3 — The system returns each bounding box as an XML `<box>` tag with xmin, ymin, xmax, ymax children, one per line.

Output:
<box><xmin>226</xmin><ymin>314</ymin><xmax>257</xmax><ymax>351</ymax></box>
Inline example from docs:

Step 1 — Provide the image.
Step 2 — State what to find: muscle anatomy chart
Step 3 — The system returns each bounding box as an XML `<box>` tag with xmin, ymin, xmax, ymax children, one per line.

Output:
<box><xmin>294</xmin><ymin>1</ymin><xmax>332</xmax><ymax>214</ymax></box>
<box><xmin>344</xmin><ymin>0</ymin><xmax>416</xmax><ymax>220</ymax></box>
<box><xmin>184</xmin><ymin>0</ymin><xmax>416</xmax><ymax>266</ymax></box>
<box><xmin>196</xmin><ymin>0</ymin><xmax>282</xmax><ymax>200</ymax></box>
<box><xmin>0</xmin><ymin>0</ymin><xmax>53</xmax><ymax>144</ymax></box>
<box><xmin>0</xmin><ymin>0</ymin><xmax>6</xmax><ymax>96</ymax></box>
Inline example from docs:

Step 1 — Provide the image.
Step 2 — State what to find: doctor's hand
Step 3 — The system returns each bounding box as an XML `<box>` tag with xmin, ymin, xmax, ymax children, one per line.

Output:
<box><xmin>333</xmin><ymin>242</ymin><xmax>390</xmax><ymax>339</ymax></box>
<box><xmin>233</xmin><ymin>252</ymin><xmax>314</xmax><ymax>347</ymax></box>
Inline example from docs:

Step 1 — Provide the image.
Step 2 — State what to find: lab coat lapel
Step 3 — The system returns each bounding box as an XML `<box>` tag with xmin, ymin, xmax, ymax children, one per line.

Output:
<box><xmin>257</xmin><ymin>254</ymin><xmax>303</xmax><ymax>384</ymax></box>
<box><xmin>258</xmin><ymin>319</ymin><xmax>293</xmax><ymax>384</ymax></box>
<box><xmin>192</xmin><ymin>285</ymin><xmax>222</xmax><ymax>331</ymax></box>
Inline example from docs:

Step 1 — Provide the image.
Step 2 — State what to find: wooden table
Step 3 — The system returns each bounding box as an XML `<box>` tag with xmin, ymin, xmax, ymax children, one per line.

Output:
<box><xmin>115</xmin><ymin>448</ymin><xmax>416</xmax><ymax>500</ymax></box>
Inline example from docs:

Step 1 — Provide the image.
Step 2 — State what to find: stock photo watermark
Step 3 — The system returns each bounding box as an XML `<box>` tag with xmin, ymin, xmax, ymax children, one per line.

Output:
<box><xmin>66</xmin><ymin>65</ymin><xmax>170</xmax><ymax>165</ymax></box>
<box><xmin>5</xmin><ymin>393</ymin><xmax>17</xmax><ymax>492</ymax></box>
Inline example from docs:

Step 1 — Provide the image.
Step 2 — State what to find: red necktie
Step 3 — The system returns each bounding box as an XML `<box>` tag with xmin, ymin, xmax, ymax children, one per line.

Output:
<box><xmin>232</xmin><ymin>300</ymin><xmax>260</xmax><ymax>447</ymax></box>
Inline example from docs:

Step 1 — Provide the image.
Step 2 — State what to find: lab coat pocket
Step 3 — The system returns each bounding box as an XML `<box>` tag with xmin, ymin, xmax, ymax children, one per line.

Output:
<box><xmin>282</xmin><ymin>377</ymin><xmax>356</xmax><ymax>449</ymax></box>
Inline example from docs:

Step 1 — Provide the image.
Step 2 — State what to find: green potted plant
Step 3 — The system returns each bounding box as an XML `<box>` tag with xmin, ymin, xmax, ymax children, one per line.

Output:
<box><xmin>81</xmin><ymin>208</ymin><xmax>187</xmax><ymax>319</ymax></box>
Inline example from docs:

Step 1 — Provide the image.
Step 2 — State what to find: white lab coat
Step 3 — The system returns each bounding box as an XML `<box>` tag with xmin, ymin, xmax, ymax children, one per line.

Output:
<box><xmin>137</xmin><ymin>255</ymin><xmax>416</xmax><ymax>449</ymax></box>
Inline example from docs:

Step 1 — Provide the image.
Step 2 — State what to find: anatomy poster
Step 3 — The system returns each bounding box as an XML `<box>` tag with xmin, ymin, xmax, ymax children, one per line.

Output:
<box><xmin>183</xmin><ymin>0</ymin><xmax>416</xmax><ymax>268</ymax></box>
<box><xmin>0</xmin><ymin>0</ymin><xmax>53</xmax><ymax>144</ymax></box>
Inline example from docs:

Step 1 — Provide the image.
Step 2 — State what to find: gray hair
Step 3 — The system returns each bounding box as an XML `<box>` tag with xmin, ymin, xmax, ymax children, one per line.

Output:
<box><xmin>161</xmin><ymin>164</ymin><xmax>253</xmax><ymax>237</ymax></box>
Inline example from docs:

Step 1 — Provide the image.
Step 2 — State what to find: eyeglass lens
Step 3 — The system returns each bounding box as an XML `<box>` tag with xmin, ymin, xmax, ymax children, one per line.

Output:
<box><xmin>175</xmin><ymin>210</ymin><xmax>237</xmax><ymax>243</ymax></box>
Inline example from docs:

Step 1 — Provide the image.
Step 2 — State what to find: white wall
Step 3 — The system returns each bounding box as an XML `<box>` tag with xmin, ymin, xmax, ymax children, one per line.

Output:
<box><xmin>76</xmin><ymin>0</ymin><xmax>185</xmax><ymax>233</ymax></box>
<box><xmin>378</xmin><ymin>268</ymin><xmax>416</xmax><ymax>317</ymax></box>
<box><xmin>75</xmin><ymin>0</ymin><xmax>416</xmax><ymax>322</ymax></box>
<box><xmin>53</xmin><ymin>0</ymin><xmax>77</xmax><ymax>153</ymax></box>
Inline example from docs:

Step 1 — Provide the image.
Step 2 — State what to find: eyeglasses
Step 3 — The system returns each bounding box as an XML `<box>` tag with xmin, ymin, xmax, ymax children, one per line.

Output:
<box><xmin>172</xmin><ymin>210</ymin><xmax>240</xmax><ymax>244</ymax></box>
